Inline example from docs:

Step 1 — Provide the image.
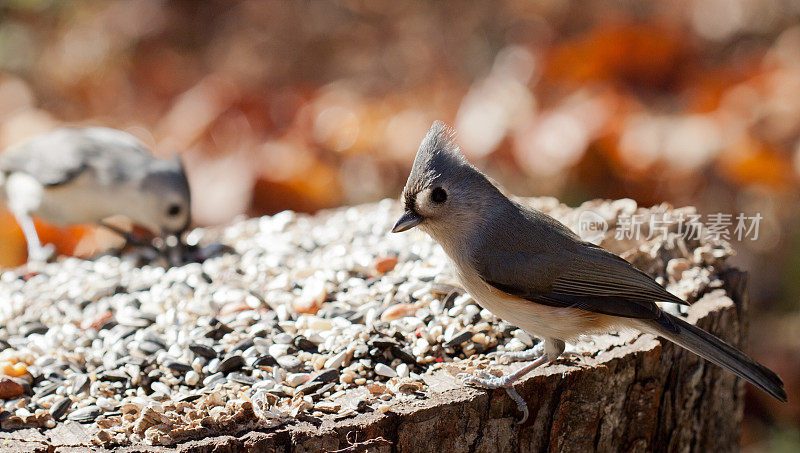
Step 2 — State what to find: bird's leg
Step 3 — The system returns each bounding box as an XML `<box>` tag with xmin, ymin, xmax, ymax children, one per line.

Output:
<box><xmin>6</xmin><ymin>174</ymin><xmax>52</xmax><ymax>262</ymax></box>
<box><xmin>458</xmin><ymin>338</ymin><xmax>565</xmax><ymax>423</ymax></box>
<box><xmin>12</xmin><ymin>209</ymin><xmax>52</xmax><ymax>262</ymax></box>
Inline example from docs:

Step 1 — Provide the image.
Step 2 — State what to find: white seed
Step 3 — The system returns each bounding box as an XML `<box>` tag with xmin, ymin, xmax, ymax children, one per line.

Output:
<box><xmin>185</xmin><ymin>371</ymin><xmax>200</xmax><ymax>386</ymax></box>
<box><xmin>396</xmin><ymin>363</ymin><xmax>410</xmax><ymax>378</ymax></box>
<box><xmin>269</xmin><ymin>344</ymin><xmax>292</xmax><ymax>358</ymax></box>
<box><xmin>374</xmin><ymin>363</ymin><xmax>397</xmax><ymax>378</ymax></box>
<box><xmin>324</xmin><ymin>350</ymin><xmax>348</xmax><ymax>369</ymax></box>
<box><xmin>512</xmin><ymin>329</ymin><xmax>534</xmax><ymax>347</ymax></box>
<box><xmin>285</xmin><ymin>373</ymin><xmax>311</xmax><ymax>387</ymax></box>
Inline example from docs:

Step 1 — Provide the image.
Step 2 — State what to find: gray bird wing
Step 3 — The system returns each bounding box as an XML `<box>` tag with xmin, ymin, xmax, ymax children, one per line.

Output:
<box><xmin>471</xmin><ymin>207</ymin><xmax>687</xmax><ymax>320</ymax></box>
<box><xmin>0</xmin><ymin>144</ymin><xmax>88</xmax><ymax>186</ymax></box>
<box><xmin>0</xmin><ymin>128</ymin><xmax>150</xmax><ymax>186</ymax></box>
<box><xmin>550</xmin><ymin>242</ymin><xmax>688</xmax><ymax>306</ymax></box>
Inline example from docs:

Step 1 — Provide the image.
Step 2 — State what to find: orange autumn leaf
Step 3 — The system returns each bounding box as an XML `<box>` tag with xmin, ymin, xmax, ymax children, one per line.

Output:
<box><xmin>252</xmin><ymin>158</ymin><xmax>343</xmax><ymax>215</ymax></box>
<box><xmin>718</xmin><ymin>138</ymin><xmax>796</xmax><ymax>189</ymax></box>
<box><xmin>0</xmin><ymin>211</ymin><xmax>26</xmax><ymax>267</ymax></box>
<box><xmin>544</xmin><ymin>20</ymin><xmax>689</xmax><ymax>89</ymax></box>
<box><xmin>34</xmin><ymin>222</ymin><xmax>93</xmax><ymax>257</ymax></box>
<box><xmin>0</xmin><ymin>209</ymin><xmax>95</xmax><ymax>267</ymax></box>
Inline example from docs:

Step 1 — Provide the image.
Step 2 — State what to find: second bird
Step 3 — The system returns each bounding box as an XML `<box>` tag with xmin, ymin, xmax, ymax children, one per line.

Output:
<box><xmin>392</xmin><ymin>121</ymin><xmax>786</xmax><ymax>421</ymax></box>
<box><xmin>0</xmin><ymin>127</ymin><xmax>191</xmax><ymax>261</ymax></box>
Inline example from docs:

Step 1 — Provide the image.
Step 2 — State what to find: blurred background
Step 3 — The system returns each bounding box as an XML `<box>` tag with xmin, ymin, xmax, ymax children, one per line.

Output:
<box><xmin>0</xmin><ymin>0</ymin><xmax>797</xmax><ymax>448</ymax></box>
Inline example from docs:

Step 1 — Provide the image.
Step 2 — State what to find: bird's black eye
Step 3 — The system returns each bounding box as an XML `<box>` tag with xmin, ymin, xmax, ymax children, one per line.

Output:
<box><xmin>431</xmin><ymin>187</ymin><xmax>447</xmax><ymax>203</ymax></box>
<box><xmin>167</xmin><ymin>204</ymin><xmax>182</xmax><ymax>217</ymax></box>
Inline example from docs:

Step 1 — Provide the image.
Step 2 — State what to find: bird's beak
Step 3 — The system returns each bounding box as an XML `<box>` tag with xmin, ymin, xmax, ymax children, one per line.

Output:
<box><xmin>392</xmin><ymin>210</ymin><xmax>423</xmax><ymax>233</ymax></box>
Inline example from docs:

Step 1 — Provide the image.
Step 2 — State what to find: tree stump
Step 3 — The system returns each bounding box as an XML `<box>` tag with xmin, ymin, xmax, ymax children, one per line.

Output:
<box><xmin>0</xmin><ymin>199</ymin><xmax>751</xmax><ymax>452</ymax></box>
<box><xmin>180</xmin><ymin>281</ymin><xmax>749</xmax><ymax>453</ymax></box>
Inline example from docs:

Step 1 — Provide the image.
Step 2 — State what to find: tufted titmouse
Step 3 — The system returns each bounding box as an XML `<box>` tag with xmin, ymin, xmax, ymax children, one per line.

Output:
<box><xmin>0</xmin><ymin>127</ymin><xmax>191</xmax><ymax>261</ymax></box>
<box><xmin>393</xmin><ymin>121</ymin><xmax>786</xmax><ymax>420</ymax></box>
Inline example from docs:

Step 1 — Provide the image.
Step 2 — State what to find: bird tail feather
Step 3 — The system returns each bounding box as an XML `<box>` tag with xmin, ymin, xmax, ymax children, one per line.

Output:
<box><xmin>640</xmin><ymin>311</ymin><xmax>786</xmax><ymax>402</ymax></box>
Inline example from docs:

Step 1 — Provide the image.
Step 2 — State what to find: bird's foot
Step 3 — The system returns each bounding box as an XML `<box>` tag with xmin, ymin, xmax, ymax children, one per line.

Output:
<box><xmin>498</xmin><ymin>342</ymin><xmax>545</xmax><ymax>364</ymax></box>
<box><xmin>501</xmin><ymin>342</ymin><xmax>585</xmax><ymax>365</ymax></box>
<box><xmin>457</xmin><ymin>369</ymin><xmax>509</xmax><ymax>389</ymax></box>
<box><xmin>458</xmin><ymin>353</ymin><xmax>549</xmax><ymax>424</ymax></box>
<box><xmin>457</xmin><ymin>369</ymin><xmax>530</xmax><ymax>424</ymax></box>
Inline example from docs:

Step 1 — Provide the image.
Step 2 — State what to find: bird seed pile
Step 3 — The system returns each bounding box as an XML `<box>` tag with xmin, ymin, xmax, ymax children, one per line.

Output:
<box><xmin>0</xmin><ymin>198</ymin><xmax>732</xmax><ymax>448</ymax></box>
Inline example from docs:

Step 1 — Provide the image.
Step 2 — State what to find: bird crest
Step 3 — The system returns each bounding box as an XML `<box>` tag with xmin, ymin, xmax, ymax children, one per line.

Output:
<box><xmin>403</xmin><ymin>121</ymin><xmax>469</xmax><ymax>204</ymax></box>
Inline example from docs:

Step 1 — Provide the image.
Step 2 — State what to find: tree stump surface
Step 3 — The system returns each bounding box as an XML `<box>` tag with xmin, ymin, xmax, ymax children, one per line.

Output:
<box><xmin>0</xmin><ymin>200</ymin><xmax>750</xmax><ymax>452</ymax></box>
<box><xmin>1</xmin><ymin>283</ymin><xmax>747</xmax><ymax>453</ymax></box>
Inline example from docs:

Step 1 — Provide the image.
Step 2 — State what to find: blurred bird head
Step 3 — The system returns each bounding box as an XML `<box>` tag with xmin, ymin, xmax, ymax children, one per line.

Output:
<box><xmin>75</xmin><ymin>127</ymin><xmax>193</xmax><ymax>243</ymax></box>
<box><xmin>136</xmin><ymin>155</ymin><xmax>192</xmax><ymax>238</ymax></box>
<box><xmin>392</xmin><ymin>121</ymin><xmax>501</xmax><ymax>238</ymax></box>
